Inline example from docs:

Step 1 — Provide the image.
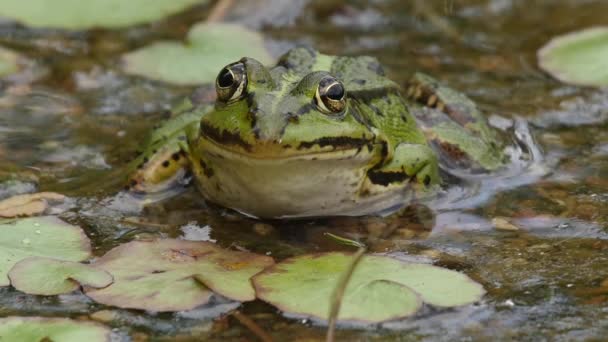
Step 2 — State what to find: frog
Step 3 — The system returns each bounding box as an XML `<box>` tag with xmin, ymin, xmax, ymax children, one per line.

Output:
<box><xmin>123</xmin><ymin>47</ymin><xmax>509</xmax><ymax>218</ymax></box>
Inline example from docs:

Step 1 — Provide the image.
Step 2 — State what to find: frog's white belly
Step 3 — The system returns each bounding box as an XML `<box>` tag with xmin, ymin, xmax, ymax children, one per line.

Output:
<box><xmin>194</xmin><ymin>140</ymin><xmax>413</xmax><ymax>218</ymax></box>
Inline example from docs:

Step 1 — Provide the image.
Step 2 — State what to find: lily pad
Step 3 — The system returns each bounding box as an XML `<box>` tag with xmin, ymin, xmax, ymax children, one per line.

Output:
<box><xmin>9</xmin><ymin>257</ymin><xmax>112</xmax><ymax>295</ymax></box>
<box><xmin>122</xmin><ymin>22</ymin><xmax>273</xmax><ymax>85</ymax></box>
<box><xmin>0</xmin><ymin>0</ymin><xmax>206</xmax><ymax>29</ymax></box>
<box><xmin>0</xmin><ymin>216</ymin><xmax>92</xmax><ymax>286</ymax></box>
<box><xmin>0</xmin><ymin>316</ymin><xmax>110</xmax><ymax>342</ymax></box>
<box><xmin>85</xmin><ymin>239</ymin><xmax>274</xmax><ymax>312</ymax></box>
<box><xmin>538</xmin><ymin>27</ymin><xmax>608</xmax><ymax>87</ymax></box>
<box><xmin>252</xmin><ymin>252</ymin><xmax>485</xmax><ymax>323</ymax></box>
<box><xmin>0</xmin><ymin>192</ymin><xmax>66</xmax><ymax>218</ymax></box>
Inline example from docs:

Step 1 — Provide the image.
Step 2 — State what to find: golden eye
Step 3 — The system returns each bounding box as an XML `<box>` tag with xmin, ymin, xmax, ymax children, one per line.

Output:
<box><xmin>315</xmin><ymin>76</ymin><xmax>346</xmax><ymax>114</ymax></box>
<box><xmin>216</xmin><ymin>62</ymin><xmax>247</xmax><ymax>102</ymax></box>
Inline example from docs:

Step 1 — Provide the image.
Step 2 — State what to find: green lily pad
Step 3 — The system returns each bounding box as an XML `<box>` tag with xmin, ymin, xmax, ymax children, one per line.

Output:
<box><xmin>8</xmin><ymin>257</ymin><xmax>112</xmax><ymax>295</ymax></box>
<box><xmin>538</xmin><ymin>26</ymin><xmax>608</xmax><ymax>87</ymax></box>
<box><xmin>0</xmin><ymin>0</ymin><xmax>206</xmax><ymax>29</ymax></box>
<box><xmin>0</xmin><ymin>216</ymin><xmax>92</xmax><ymax>286</ymax></box>
<box><xmin>252</xmin><ymin>252</ymin><xmax>485</xmax><ymax>323</ymax></box>
<box><xmin>122</xmin><ymin>22</ymin><xmax>273</xmax><ymax>85</ymax></box>
<box><xmin>0</xmin><ymin>317</ymin><xmax>110</xmax><ymax>342</ymax></box>
<box><xmin>85</xmin><ymin>239</ymin><xmax>274</xmax><ymax>312</ymax></box>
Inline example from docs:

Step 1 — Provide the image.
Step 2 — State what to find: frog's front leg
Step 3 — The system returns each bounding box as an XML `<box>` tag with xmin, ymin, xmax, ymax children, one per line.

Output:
<box><xmin>126</xmin><ymin>135</ymin><xmax>191</xmax><ymax>195</ymax></box>
<box><xmin>368</xmin><ymin>143</ymin><xmax>440</xmax><ymax>191</ymax></box>
<box><xmin>125</xmin><ymin>108</ymin><xmax>204</xmax><ymax>195</ymax></box>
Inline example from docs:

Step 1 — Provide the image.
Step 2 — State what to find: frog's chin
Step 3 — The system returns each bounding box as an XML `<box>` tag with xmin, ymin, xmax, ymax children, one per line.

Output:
<box><xmin>194</xmin><ymin>137</ymin><xmax>400</xmax><ymax>218</ymax></box>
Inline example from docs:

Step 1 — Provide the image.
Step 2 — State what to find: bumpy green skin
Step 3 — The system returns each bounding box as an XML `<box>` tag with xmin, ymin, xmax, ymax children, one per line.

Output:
<box><xmin>126</xmin><ymin>48</ymin><xmax>505</xmax><ymax>218</ymax></box>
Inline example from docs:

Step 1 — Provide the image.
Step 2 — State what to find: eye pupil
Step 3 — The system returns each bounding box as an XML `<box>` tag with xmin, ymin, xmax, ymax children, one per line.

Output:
<box><xmin>217</xmin><ymin>68</ymin><xmax>234</xmax><ymax>88</ymax></box>
<box><xmin>325</xmin><ymin>83</ymin><xmax>344</xmax><ymax>100</ymax></box>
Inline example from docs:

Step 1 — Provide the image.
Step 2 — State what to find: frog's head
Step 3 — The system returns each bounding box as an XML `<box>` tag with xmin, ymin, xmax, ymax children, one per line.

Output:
<box><xmin>198</xmin><ymin>48</ymin><xmax>379</xmax><ymax>160</ymax></box>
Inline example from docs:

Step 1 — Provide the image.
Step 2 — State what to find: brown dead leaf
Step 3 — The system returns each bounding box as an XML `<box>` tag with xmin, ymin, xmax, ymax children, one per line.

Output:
<box><xmin>0</xmin><ymin>192</ymin><xmax>65</xmax><ymax>218</ymax></box>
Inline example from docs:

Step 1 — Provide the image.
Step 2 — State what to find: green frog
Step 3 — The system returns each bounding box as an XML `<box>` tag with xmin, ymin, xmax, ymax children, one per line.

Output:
<box><xmin>124</xmin><ymin>47</ymin><xmax>509</xmax><ymax>218</ymax></box>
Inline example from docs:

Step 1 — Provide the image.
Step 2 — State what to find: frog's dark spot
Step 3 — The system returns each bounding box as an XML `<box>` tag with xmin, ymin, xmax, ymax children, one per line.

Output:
<box><xmin>368</xmin><ymin>104</ymin><xmax>383</xmax><ymax>117</ymax></box>
<box><xmin>151</xmin><ymin>270</ymin><xmax>166</xmax><ymax>274</ymax></box>
<box><xmin>246</xmin><ymin>92</ymin><xmax>255</xmax><ymax>108</ymax></box>
<box><xmin>401</xmin><ymin>114</ymin><xmax>408</xmax><ymax>122</ymax></box>
<box><xmin>367</xmin><ymin>60</ymin><xmax>385</xmax><ymax>76</ymax></box>
<box><xmin>312</xmin><ymin>157</ymin><xmax>318</xmax><ymax>160</ymax></box>
<box><xmin>143</xmin><ymin>157</ymin><xmax>149</xmax><ymax>163</ymax></box>
<box><xmin>367</xmin><ymin>170</ymin><xmax>409</xmax><ymax>186</ymax></box>
<box><xmin>353</xmin><ymin>79</ymin><xmax>366</xmax><ymax>85</ymax></box>
<box><xmin>288</xmin><ymin>115</ymin><xmax>299</xmax><ymax>124</ymax></box>
<box><xmin>171</xmin><ymin>152</ymin><xmax>181</xmax><ymax>161</ymax></box>
<box><xmin>423</xmin><ymin>175</ymin><xmax>431</xmax><ymax>186</ymax></box>
<box><xmin>199</xmin><ymin>159</ymin><xmax>214</xmax><ymax>177</ymax></box>
<box><xmin>248</xmin><ymin>111</ymin><xmax>260</xmax><ymax>139</ymax></box>
<box><xmin>296</xmin><ymin>103</ymin><xmax>315</xmax><ymax>116</ymax></box>
<box><xmin>152</xmin><ymin>149</ymin><xmax>157</xmax><ymax>154</ymax></box>
<box><xmin>162</xmin><ymin>160</ymin><xmax>170</xmax><ymax>168</ymax></box>
<box><xmin>298</xmin><ymin>136</ymin><xmax>371</xmax><ymax>151</ymax></box>
<box><xmin>437</xmin><ymin>141</ymin><xmax>467</xmax><ymax>159</ymax></box>
<box><xmin>200</xmin><ymin>122</ymin><xmax>252</xmax><ymax>151</ymax></box>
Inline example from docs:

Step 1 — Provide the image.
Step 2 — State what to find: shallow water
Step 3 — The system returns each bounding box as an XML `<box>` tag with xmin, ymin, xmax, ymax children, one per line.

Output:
<box><xmin>0</xmin><ymin>0</ymin><xmax>607</xmax><ymax>340</ymax></box>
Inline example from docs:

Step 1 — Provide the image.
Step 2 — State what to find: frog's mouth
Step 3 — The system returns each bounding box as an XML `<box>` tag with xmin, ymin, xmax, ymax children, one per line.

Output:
<box><xmin>199</xmin><ymin>122</ymin><xmax>379</xmax><ymax>161</ymax></box>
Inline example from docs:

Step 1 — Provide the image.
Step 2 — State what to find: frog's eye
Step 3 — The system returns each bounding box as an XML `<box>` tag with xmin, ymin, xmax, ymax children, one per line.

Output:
<box><xmin>315</xmin><ymin>76</ymin><xmax>346</xmax><ymax>114</ymax></box>
<box><xmin>216</xmin><ymin>62</ymin><xmax>248</xmax><ymax>103</ymax></box>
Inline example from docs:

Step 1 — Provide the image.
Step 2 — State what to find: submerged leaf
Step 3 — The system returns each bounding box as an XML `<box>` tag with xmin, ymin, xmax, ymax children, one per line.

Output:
<box><xmin>0</xmin><ymin>316</ymin><xmax>110</xmax><ymax>342</ymax></box>
<box><xmin>253</xmin><ymin>252</ymin><xmax>485</xmax><ymax>323</ymax></box>
<box><xmin>0</xmin><ymin>216</ymin><xmax>92</xmax><ymax>286</ymax></box>
<box><xmin>0</xmin><ymin>192</ymin><xmax>65</xmax><ymax>218</ymax></box>
<box><xmin>85</xmin><ymin>239</ymin><xmax>274</xmax><ymax>312</ymax></box>
<box><xmin>122</xmin><ymin>22</ymin><xmax>273</xmax><ymax>85</ymax></box>
<box><xmin>0</xmin><ymin>0</ymin><xmax>206</xmax><ymax>29</ymax></box>
<box><xmin>9</xmin><ymin>257</ymin><xmax>112</xmax><ymax>295</ymax></box>
<box><xmin>538</xmin><ymin>27</ymin><xmax>608</xmax><ymax>87</ymax></box>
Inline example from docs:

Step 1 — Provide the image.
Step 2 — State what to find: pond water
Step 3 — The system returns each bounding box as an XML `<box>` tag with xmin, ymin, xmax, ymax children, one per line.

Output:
<box><xmin>0</xmin><ymin>0</ymin><xmax>607</xmax><ymax>340</ymax></box>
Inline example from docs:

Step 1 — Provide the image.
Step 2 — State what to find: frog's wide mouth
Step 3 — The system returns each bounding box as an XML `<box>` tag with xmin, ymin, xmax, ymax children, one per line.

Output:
<box><xmin>198</xmin><ymin>134</ymin><xmax>379</xmax><ymax>162</ymax></box>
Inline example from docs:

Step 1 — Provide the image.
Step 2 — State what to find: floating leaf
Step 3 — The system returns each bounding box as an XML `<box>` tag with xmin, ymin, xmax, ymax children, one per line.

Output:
<box><xmin>8</xmin><ymin>257</ymin><xmax>112</xmax><ymax>295</ymax></box>
<box><xmin>0</xmin><ymin>216</ymin><xmax>91</xmax><ymax>286</ymax></box>
<box><xmin>122</xmin><ymin>22</ymin><xmax>273</xmax><ymax>85</ymax></box>
<box><xmin>0</xmin><ymin>316</ymin><xmax>110</xmax><ymax>342</ymax></box>
<box><xmin>253</xmin><ymin>252</ymin><xmax>485</xmax><ymax>323</ymax></box>
<box><xmin>0</xmin><ymin>0</ymin><xmax>206</xmax><ymax>29</ymax></box>
<box><xmin>538</xmin><ymin>27</ymin><xmax>608</xmax><ymax>87</ymax></box>
<box><xmin>0</xmin><ymin>192</ymin><xmax>65</xmax><ymax>218</ymax></box>
<box><xmin>86</xmin><ymin>239</ymin><xmax>274</xmax><ymax>312</ymax></box>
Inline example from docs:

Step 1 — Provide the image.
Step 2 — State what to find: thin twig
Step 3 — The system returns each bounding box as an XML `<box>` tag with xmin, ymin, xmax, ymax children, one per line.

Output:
<box><xmin>326</xmin><ymin>247</ymin><xmax>367</xmax><ymax>342</ymax></box>
<box><xmin>232</xmin><ymin>310</ymin><xmax>274</xmax><ymax>342</ymax></box>
<box><xmin>206</xmin><ymin>0</ymin><xmax>235</xmax><ymax>22</ymax></box>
